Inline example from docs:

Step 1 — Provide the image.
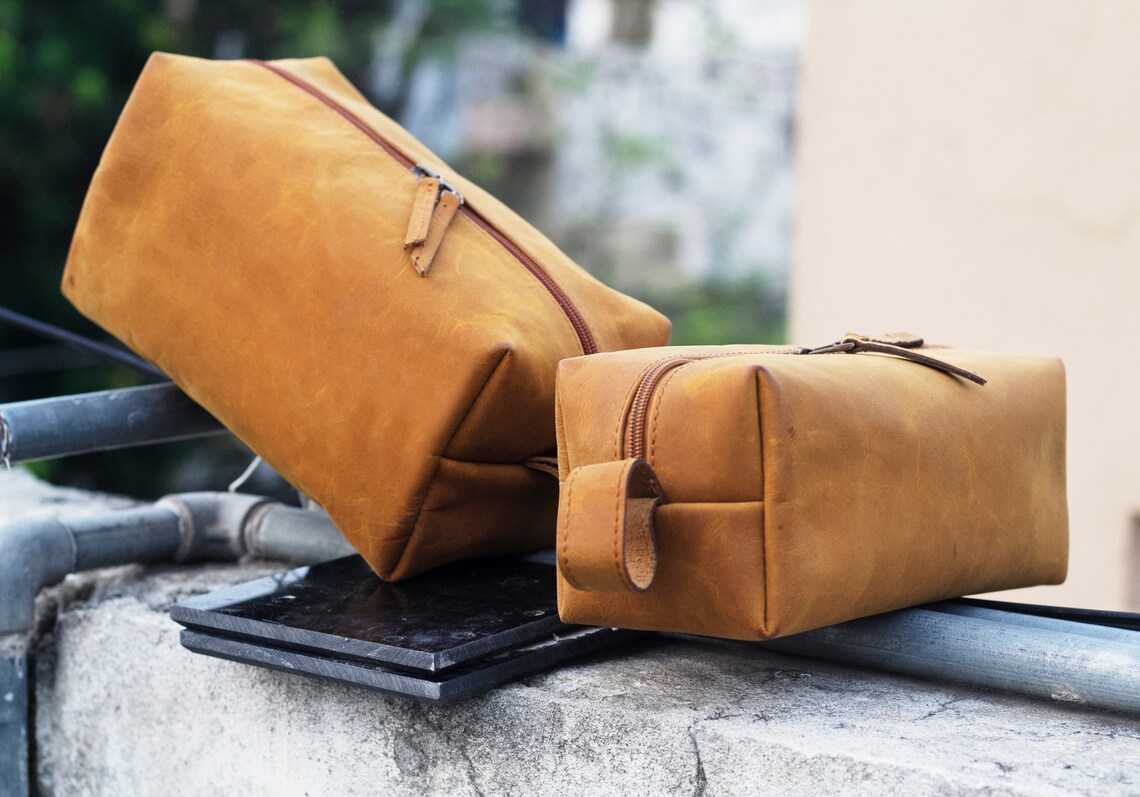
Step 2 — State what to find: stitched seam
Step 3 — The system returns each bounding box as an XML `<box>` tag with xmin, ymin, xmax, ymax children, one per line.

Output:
<box><xmin>436</xmin><ymin>454</ymin><xmax>557</xmax><ymax>468</ymax></box>
<box><xmin>648</xmin><ymin>366</ymin><xmax>685</xmax><ymax>465</ymax></box>
<box><xmin>560</xmin><ymin>471</ymin><xmax>580</xmax><ymax>589</ymax></box>
<box><xmin>252</xmin><ymin>60</ymin><xmax>413</xmax><ymax>168</ymax></box>
<box><xmin>255</xmin><ymin>60</ymin><xmax>593</xmax><ymax>355</ymax></box>
<box><xmin>613</xmin><ymin>464</ymin><xmax>626</xmax><ymax>587</ymax></box>
<box><xmin>555</xmin><ymin>384</ymin><xmax>568</xmax><ymax>482</ymax></box>
<box><xmin>389</xmin><ymin>345</ymin><xmax>511</xmax><ymax>578</ymax></box>
<box><xmin>461</xmin><ymin>212</ymin><xmax>582</xmax><ymax>349</ymax></box>
<box><xmin>756</xmin><ymin>366</ymin><xmax>771</xmax><ymax>637</ymax></box>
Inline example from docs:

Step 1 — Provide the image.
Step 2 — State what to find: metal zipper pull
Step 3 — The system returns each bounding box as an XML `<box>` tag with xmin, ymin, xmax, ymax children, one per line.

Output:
<box><xmin>406</xmin><ymin>164</ymin><xmax>464</xmax><ymax>277</ymax></box>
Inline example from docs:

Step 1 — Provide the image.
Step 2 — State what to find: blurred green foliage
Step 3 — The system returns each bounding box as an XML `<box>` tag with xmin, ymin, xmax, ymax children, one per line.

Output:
<box><xmin>644</xmin><ymin>277</ymin><xmax>785</xmax><ymax>346</ymax></box>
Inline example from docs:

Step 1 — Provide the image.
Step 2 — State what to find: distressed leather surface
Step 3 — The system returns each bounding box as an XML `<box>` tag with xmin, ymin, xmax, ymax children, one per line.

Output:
<box><xmin>62</xmin><ymin>52</ymin><xmax>670</xmax><ymax>580</ymax></box>
<box><xmin>556</xmin><ymin>345</ymin><xmax>1068</xmax><ymax>640</ymax></box>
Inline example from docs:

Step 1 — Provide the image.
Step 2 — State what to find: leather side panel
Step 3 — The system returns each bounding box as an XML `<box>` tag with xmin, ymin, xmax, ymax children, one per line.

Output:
<box><xmin>394</xmin><ymin>457</ymin><xmax>559</xmax><ymax>579</ymax></box>
<box><xmin>758</xmin><ymin>351</ymin><xmax>1068</xmax><ymax>637</ymax></box>
<box><xmin>645</xmin><ymin>357</ymin><xmax>764</xmax><ymax>503</ymax></box>
<box><xmin>557</xmin><ymin>501</ymin><xmax>766</xmax><ymax>640</ymax></box>
<box><xmin>61</xmin><ymin>53</ymin><xmax>522</xmax><ymax>579</ymax></box>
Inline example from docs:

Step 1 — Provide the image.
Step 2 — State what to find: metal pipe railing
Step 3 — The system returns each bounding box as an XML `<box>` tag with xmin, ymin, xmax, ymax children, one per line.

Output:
<box><xmin>0</xmin><ymin>383</ymin><xmax>227</xmax><ymax>465</ymax></box>
<box><xmin>926</xmin><ymin>601</ymin><xmax>1140</xmax><ymax>647</ymax></box>
<box><xmin>0</xmin><ymin>653</ymin><xmax>29</xmax><ymax>797</ymax></box>
<box><xmin>0</xmin><ymin>492</ymin><xmax>354</xmax><ymax>794</ymax></box>
<box><xmin>758</xmin><ymin>605</ymin><xmax>1140</xmax><ymax>715</ymax></box>
<box><xmin>0</xmin><ymin>370</ymin><xmax>330</xmax><ymax>796</ymax></box>
<box><xmin>0</xmin><ymin>493</ymin><xmax>353</xmax><ymax>636</ymax></box>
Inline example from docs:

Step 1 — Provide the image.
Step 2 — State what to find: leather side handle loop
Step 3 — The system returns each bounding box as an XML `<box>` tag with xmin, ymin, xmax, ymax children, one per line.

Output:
<box><xmin>557</xmin><ymin>458</ymin><xmax>665</xmax><ymax>593</ymax></box>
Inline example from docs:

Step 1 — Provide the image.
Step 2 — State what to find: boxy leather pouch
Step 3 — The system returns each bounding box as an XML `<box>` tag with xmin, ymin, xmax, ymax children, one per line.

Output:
<box><xmin>555</xmin><ymin>336</ymin><xmax>1068</xmax><ymax>640</ymax></box>
<box><xmin>62</xmin><ymin>53</ymin><xmax>670</xmax><ymax>580</ymax></box>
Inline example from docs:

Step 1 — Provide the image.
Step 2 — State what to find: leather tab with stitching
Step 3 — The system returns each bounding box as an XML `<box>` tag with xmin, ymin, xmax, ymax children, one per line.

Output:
<box><xmin>806</xmin><ymin>332</ymin><xmax>987</xmax><ymax>385</ymax></box>
<box><xmin>411</xmin><ymin>190</ymin><xmax>461</xmax><ymax>277</ymax></box>
<box><xmin>404</xmin><ymin>175</ymin><xmax>439</xmax><ymax>249</ymax></box>
<box><xmin>557</xmin><ymin>458</ymin><xmax>665</xmax><ymax>593</ymax></box>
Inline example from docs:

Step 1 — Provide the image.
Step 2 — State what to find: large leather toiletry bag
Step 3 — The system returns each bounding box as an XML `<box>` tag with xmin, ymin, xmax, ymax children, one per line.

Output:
<box><xmin>62</xmin><ymin>52</ymin><xmax>670</xmax><ymax>580</ymax></box>
<box><xmin>554</xmin><ymin>335</ymin><xmax>1068</xmax><ymax>640</ymax></box>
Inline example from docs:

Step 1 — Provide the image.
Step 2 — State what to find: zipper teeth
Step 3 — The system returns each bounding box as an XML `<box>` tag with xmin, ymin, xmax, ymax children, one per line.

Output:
<box><xmin>624</xmin><ymin>351</ymin><xmax>765</xmax><ymax>460</ymax></box>
<box><xmin>464</xmin><ymin>217</ymin><xmax>597</xmax><ymax>353</ymax></box>
<box><xmin>254</xmin><ymin>60</ymin><xmax>414</xmax><ymax>168</ymax></box>
<box><xmin>625</xmin><ymin>358</ymin><xmax>692</xmax><ymax>459</ymax></box>
<box><xmin>250</xmin><ymin>60</ymin><xmax>597</xmax><ymax>355</ymax></box>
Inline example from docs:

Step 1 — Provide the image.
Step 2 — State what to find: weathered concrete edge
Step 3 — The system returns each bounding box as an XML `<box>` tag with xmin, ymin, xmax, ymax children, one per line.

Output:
<box><xmin>30</xmin><ymin>561</ymin><xmax>1140</xmax><ymax>797</ymax></box>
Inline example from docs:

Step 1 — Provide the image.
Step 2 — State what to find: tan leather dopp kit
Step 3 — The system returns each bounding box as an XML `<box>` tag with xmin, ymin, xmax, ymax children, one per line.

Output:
<box><xmin>61</xmin><ymin>53</ymin><xmax>670</xmax><ymax>581</ymax></box>
<box><xmin>62</xmin><ymin>52</ymin><xmax>1070</xmax><ymax>642</ymax></box>
<box><xmin>555</xmin><ymin>340</ymin><xmax>1068</xmax><ymax>640</ymax></box>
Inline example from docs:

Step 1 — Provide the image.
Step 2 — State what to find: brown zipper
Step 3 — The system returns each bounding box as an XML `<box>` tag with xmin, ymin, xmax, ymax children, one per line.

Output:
<box><xmin>623</xmin><ymin>352</ymin><xmax>762</xmax><ymax>459</ymax></box>
<box><xmin>622</xmin><ymin>338</ymin><xmax>985</xmax><ymax>459</ymax></box>
<box><xmin>251</xmin><ymin>60</ymin><xmax>597</xmax><ymax>355</ymax></box>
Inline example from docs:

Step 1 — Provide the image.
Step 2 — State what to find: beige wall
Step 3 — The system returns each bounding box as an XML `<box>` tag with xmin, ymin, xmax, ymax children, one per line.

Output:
<box><xmin>792</xmin><ymin>0</ymin><xmax>1140</xmax><ymax>609</ymax></box>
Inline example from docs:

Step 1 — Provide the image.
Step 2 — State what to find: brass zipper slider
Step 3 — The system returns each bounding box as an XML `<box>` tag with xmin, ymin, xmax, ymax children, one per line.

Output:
<box><xmin>405</xmin><ymin>164</ymin><xmax>464</xmax><ymax>277</ymax></box>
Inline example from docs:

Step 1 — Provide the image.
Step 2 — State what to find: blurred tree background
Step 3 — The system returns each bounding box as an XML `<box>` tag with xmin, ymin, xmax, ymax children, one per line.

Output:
<box><xmin>0</xmin><ymin>0</ymin><xmax>789</xmax><ymax>498</ymax></box>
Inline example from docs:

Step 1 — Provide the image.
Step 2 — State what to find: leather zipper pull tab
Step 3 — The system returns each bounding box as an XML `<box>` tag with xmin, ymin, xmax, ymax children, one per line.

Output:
<box><xmin>844</xmin><ymin>331</ymin><xmax>924</xmax><ymax>349</ymax></box>
<box><xmin>407</xmin><ymin>163</ymin><xmax>465</xmax><ymax>277</ymax></box>
<box><xmin>410</xmin><ymin>189</ymin><xmax>461</xmax><ymax>277</ymax></box>
<box><xmin>804</xmin><ymin>333</ymin><xmax>987</xmax><ymax>385</ymax></box>
<box><xmin>404</xmin><ymin>174</ymin><xmax>440</xmax><ymax>249</ymax></box>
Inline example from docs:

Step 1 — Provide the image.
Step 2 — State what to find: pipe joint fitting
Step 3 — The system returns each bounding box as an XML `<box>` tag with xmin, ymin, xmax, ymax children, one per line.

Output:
<box><xmin>0</xmin><ymin>517</ymin><xmax>77</xmax><ymax>636</ymax></box>
<box><xmin>158</xmin><ymin>492</ymin><xmax>273</xmax><ymax>563</ymax></box>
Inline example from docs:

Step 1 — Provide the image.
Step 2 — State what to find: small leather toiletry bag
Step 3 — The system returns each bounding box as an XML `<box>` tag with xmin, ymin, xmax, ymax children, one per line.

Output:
<box><xmin>62</xmin><ymin>53</ymin><xmax>670</xmax><ymax>580</ymax></box>
<box><xmin>554</xmin><ymin>335</ymin><xmax>1068</xmax><ymax>640</ymax></box>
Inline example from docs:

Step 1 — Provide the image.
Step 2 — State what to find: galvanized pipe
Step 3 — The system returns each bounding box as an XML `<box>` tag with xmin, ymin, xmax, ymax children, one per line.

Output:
<box><xmin>0</xmin><ymin>504</ymin><xmax>188</xmax><ymax>794</ymax></box>
<box><xmin>0</xmin><ymin>516</ymin><xmax>84</xmax><ymax>636</ymax></box>
<box><xmin>0</xmin><ymin>493</ymin><xmax>352</xmax><ymax>636</ymax></box>
<box><xmin>71</xmin><ymin>506</ymin><xmax>185</xmax><ymax>572</ymax></box>
<box><xmin>0</xmin><ymin>492</ymin><xmax>352</xmax><ymax>796</ymax></box>
<box><xmin>926</xmin><ymin>601</ymin><xmax>1140</xmax><ymax>648</ymax></box>
<box><xmin>758</xmin><ymin>606</ymin><xmax>1140</xmax><ymax>715</ymax></box>
<box><xmin>0</xmin><ymin>652</ymin><xmax>29</xmax><ymax>797</ymax></box>
<box><xmin>0</xmin><ymin>383</ymin><xmax>226</xmax><ymax>465</ymax></box>
<box><xmin>244</xmin><ymin>503</ymin><xmax>352</xmax><ymax>566</ymax></box>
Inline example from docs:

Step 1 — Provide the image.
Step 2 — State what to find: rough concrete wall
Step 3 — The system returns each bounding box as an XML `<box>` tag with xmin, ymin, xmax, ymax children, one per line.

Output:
<box><xmin>3</xmin><ymin>469</ymin><xmax>1134</xmax><ymax>795</ymax></box>
<box><xmin>32</xmin><ymin>561</ymin><xmax>1140</xmax><ymax>795</ymax></box>
<box><xmin>792</xmin><ymin>0</ymin><xmax>1140</xmax><ymax>609</ymax></box>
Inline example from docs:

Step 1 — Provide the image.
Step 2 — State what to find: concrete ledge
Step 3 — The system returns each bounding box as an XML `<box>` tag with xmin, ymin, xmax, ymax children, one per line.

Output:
<box><xmin>6</xmin><ymin>471</ymin><xmax>1140</xmax><ymax>795</ymax></box>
